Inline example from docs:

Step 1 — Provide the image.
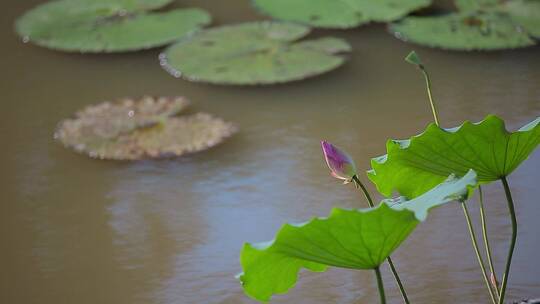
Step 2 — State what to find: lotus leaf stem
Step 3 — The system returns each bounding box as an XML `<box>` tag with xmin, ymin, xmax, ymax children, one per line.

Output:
<box><xmin>462</xmin><ymin>202</ymin><xmax>498</xmax><ymax>304</ymax></box>
<box><xmin>418</xmin><ymin>63</ymin><xmax>441</xmax><ymax>127</ymax></box>
<box><xmin>374</xmin><ymin>266</ymin><xmax>387</xmax><ymax>304</ymax></box>
<box><xmin>479</xmin><ymin>186</ymin><xmax>500</xmax><ymax>295</ymax></box>
<box><xmin>499</xmin><ymin>176</ymin><xmax>517</xmax><ymax>304</ymax></box>
<box><xmin>415</xmin><ymin>56</ymin><xmax>500</xmax><ymax>303</ymax></box>
<box><xmin>353</xmin><ymin>176</ymin><xmax>410</xmax><ymax>304</ymax></box>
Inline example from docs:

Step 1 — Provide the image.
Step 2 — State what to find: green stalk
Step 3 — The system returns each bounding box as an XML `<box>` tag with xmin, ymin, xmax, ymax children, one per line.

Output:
<box><xmin>353</xmin><ymin>176</ymin><xmax>410</xmax><ymax>304</ymax></box>
<box><xmin>417</xmin><ymin>63</ymin><xmax>441</xmax><ymax>127</ymax></box>
<box><xmin>408</xmin><ymin>52</ymin><xmax>499</xmax><ymax>303</ymax></box>
<box><xmin>499</xmin><ymin>177</ymin><xmax>517</xmax><ymax>304</ymax></box>
<box><xmin>462</xmin><ymin>202</ymin><xmax>498</xmax><ymax>304</ymax></box>
<box><xmin>479</xmin><ymin>186</ymin><xmax>500</xmax><ymax>295</ymax></box>
<box><xmin>374</xmin><ymin>266</ymin><xmax>387</xmax><ymax>304</ymax></box>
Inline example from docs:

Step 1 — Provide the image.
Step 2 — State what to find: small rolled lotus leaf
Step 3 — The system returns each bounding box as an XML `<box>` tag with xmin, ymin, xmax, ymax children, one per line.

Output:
<box><xmin>404</xmin><ymin>50</ymin><xmax>422</xmax><ymax>66</ymax></box>
<box><xmin>390</xmin><ymin>12</ymin><xmax>535</xmax><ymax>50</ymax></box>
<box><xmin>369</xmin><ymin>115</ymin><xmax>540</xmax><ymax>199</ymax></box>
<box><xmin>160</xmin><ymin>22</ymin><xmax>351</xmax><ymax>85</ymax></box>
<box><xmin>15</xmin><ymin>0</ymin><xmax>211</xmax><ymax>53</ymax></box>
<box><xmin>238</xmin><ymin>171</ymin><xmax>477</xmax><ymax>302</ymax></box>
<box><xmin>55</xmin><ymin>97</ymin><xmax>237</xmax><ymax>160</ymax></box>
<box><xmin>251</xmin><ymin>0</ymin><xmax>432</xmax><ymax>29</ymax></box>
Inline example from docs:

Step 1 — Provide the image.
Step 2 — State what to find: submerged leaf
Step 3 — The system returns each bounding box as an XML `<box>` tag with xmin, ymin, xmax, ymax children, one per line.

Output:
<box><xmin>15</xmin><ymin>0</ymin><xmax>211</xmax><ymax>52</ymax></box>
<box><xmin>251</xmin><ymin>0</ymin><xmax>432</xmax><ymax>29</ymax></box>
<box><xmin>390</xmin><ymin>12</ymin><xmax>535</xmax><ymax>50</ymax></box>
<box><xmin>55</xmin><ymin>97</ymin><xmax>237</xmax><ymax>160</ymax></box>
<box><xmin>239</xmin><ymin>171</ymin><xmax>477</xmax><ymax>301</ymax></box>
<box><xmin>160</xmin><ymin>21</ymin><xmax>351</xmax><ymax>85</ymax></box>
<box><xmin>369</xmin><ymin>115</ymin><xmax>540</xmax><ymax>198</ymax></box>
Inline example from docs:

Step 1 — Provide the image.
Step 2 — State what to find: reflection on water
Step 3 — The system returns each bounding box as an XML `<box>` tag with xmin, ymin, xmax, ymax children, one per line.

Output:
<box><xmin>1</xmin><ymin>0</ymin><xmax>539</xmax><ymax>303</ymax></box>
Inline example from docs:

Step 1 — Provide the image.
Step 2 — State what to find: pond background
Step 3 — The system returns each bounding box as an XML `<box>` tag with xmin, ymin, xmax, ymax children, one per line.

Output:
<box><xmin>1</xmin><ymin>0</ymin><xmax>539</xmax><ymax>303</ymax></box>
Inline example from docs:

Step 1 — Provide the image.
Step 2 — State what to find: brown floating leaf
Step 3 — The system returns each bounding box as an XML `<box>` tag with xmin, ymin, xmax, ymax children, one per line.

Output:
<box><xmin>55</xmin><ymin>97</ymin><xmax>237</xmax><ymax>160</ymax></box>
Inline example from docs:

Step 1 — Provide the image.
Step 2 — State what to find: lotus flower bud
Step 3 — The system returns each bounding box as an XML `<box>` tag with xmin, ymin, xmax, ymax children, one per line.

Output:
<box><xmin>321</xmin><ymin>141</ymin><xmax>357</xmax><ymax>184</ymax></box>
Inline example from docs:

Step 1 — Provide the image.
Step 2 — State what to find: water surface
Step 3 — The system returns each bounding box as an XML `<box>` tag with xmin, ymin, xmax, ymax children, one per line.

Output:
<box><xmin>1</xmin><ymin>1</ymin><xmax>540</xmax><ymax>303</ymax></box>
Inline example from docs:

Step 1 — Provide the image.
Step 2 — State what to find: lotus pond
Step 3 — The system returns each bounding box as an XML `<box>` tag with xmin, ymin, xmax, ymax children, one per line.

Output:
<box><xmin>1</xmin><ymin>0</ymin><xmax>540</xmax><ymax>303</ymax></box>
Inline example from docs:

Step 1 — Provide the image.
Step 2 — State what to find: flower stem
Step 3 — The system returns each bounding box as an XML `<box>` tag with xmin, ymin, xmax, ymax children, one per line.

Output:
<box><xmin>479</xmin><ymin>186</ymin><xmax>500</xmax><ymax>296</ymax></box>
<box><xmin>374</xmin><ymin>266</ymin><xmax>387</xmax><ymax>304</ymax></box>
<box><xmin>353</xmin><ymin>176</ymin><xmax>410</xmax><ymax>304</ymax></box>
<box><xmin>462</xmin><ymin>202</ymin><xmax>498</xmax><ymax>304</ymax></box>
<box><xmin>499</xmin><ymin>177</ymin><xmax>517</xmax><ymax>304</ymax></box>
<box><xmin>418</xmin><ymin>64</ymin><xmax>441</xmax><ymax>127</ymax></box>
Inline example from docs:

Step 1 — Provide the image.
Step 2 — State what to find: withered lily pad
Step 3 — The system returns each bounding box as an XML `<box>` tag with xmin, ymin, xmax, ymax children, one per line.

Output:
<box><xmin>160</xmin><ymin>22</ymin><xmax>351</xmax><ymax>85</ymax></box>
<box><xmin>15</xmin><ymin>0</ymin><xmax>211</xmax><ymax>52</ymax></box>
<box><xmin>251</xmin><ymin>0</ymin><xmax>432</xmax><ymax>29</ymax></box>
<box><xmin>56</xmin><ymin>96</ymin><xmax>189</xmax><ymax>141</ymax></box>
<box><xmin>55</xmin><ymin>96</ymin><xmax>237</xmax><ymax>160</ymax></box>
<box><xmin>390</xmin><ymin>0</ymin><xmax>540</xmax><ymax>50</ymax></box>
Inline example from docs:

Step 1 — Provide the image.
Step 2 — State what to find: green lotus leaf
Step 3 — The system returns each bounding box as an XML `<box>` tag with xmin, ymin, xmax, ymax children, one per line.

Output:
<box><xmin>160</xmin><ymin>21</ymin><xmax>351</xmax><ymax>85</ymax></box>
<box><xmin>369</xmin><ymin>115</ymin><xmax>540</xmax><ymax>199</ymax></box>
<box><xmin>251</xmin><ymin>0</ymin><xmax>432</xmax><ymax>29</ymax></box>
<box><xmin>454</xmin><ymin>0</ymin><xmax>501</xmax><ymax>11</ymax></box>
<box><xmin>15</xmin><ymin>0</ymin><xmax>211</xmax><ymax>53</ymax></box>
<box><xmin>455</xmin><ymin>0</ymin><xmax>540</xmax><ymax>38</ymax></box>
<box><xmin>503</xmin><ymin>0</ymin><xmax>540</xmax><ymax>38</ymax></box>
<box><xmin>55</xmin><ymin>97</ymin><xmax>237</xmax><ymax>160</ymax></box>
<box><xmin>238</xmin><ymin>171</ymin><xmax>477</xmax><ymax>302</ymax></box>
<box><xmin>390</xmin><ymin>11</ymin><xmax>535</xmax><ymax>50</ymax></box>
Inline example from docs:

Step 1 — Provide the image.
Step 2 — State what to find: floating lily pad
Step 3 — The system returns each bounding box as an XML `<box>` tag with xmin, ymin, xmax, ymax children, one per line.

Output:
<box><xmin>15</xmin><ymin>0</ymin><xmax>211</xmax><ymax>52</ymax></box>
<box><xmin>503</xmin><ymin>0</ymin><xmax>540</xmax><ymax>38</ymax></box>
<box><xmin>369</xmin><ymin>115</ymin><xmax>540</xmax><ymax>199</ymax></box>
<box><xmin>390</xmin><ymin>12</ymin><xmax>535</xmax><ymax>50</ymax></box>
<box><xmin>55</xmin><ymin>96</ymin><xmax>237</xmax><ymax>160</ymax></box>
<box><xmin>454</xmin><ymin>0</ymin><xmax>501</xmax><ymax>11</ymax></box>
<box><xmin>56</xmin><ymin>95</ymin><xmax>189</xmax><ymax>140</ymax></box>
<box><xmin>251</xmin><ymin>0</ymin><xmax>432</xmax><ymax>28</ymax></box>
<box><xmin>390</xmin><ymin>0</ymin><xmax>540</xmax><ymax>50</ymax></box>
<box><xmin>160</xmin><ymin>22</ymin><xmax>351</xmax><ymax>85</ymax></box>
<box><xmin>239</xmin><ymin>171</ymin><xmax>477</xmax><ymax>301</ymax></box>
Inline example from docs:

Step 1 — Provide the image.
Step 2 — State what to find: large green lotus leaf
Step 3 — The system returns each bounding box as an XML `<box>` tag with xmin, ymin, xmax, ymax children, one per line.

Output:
<box><xmin>503</xmin><ymin>0</ymin><xmax>540</xmax><ymax>38</ymax></box>
<box><xmin>160</xmin><ymin>22</ymin><xmax>351</xmax><ymax>85</ymax></box>
<box><xmin>15</xmin><ymin>0</ymin><xmax>211</xmax><ymax>52</ymax></box>
<box><xmin>238</xmin><ymin>171</ymin><xmax>477</xmax><ymax>301</ymax></box>
<box><xmin>369</xmin><ymin>115</ymin><xmax>540</xmax><ymax>199</ymax></box>
<box><xmin>251</xmin><ymin>0</ymin><xmax>432</xmax><ymax>29</ymax></box>
<box><xmin>389</xmin><ymin>12</ymin><xmax>535</xmax><ymax>50</ymax></box>
<box><xmin>454</xmin><ymin>0</ymin><xmax>501</xmax><ymax>11</ymax></box>
<box><xmin>455</xmin><ymin>0</ymin><xmax>540</xmax><ymax>38</ymax></box>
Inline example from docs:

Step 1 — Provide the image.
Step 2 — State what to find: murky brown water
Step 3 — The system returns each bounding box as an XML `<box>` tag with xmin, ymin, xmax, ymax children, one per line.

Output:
<box><xmin>2</xmin><ymin>1</ymin><xmax>540</xmax><ymax>303</ymax></box>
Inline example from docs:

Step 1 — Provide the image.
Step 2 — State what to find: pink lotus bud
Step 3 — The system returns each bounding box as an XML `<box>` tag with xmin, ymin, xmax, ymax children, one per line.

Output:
<box><xmin>321</xmin><ymin>141</ymin><xmax>357</xmax><ymax>183</ymax></box>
